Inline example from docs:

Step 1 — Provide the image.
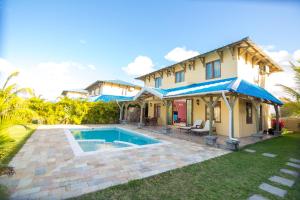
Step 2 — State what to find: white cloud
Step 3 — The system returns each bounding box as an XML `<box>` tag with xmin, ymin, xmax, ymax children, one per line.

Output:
<box><xmin>293</xmin><ymin>50</ymin><xmax>300</xmax><ymax>62</ymax></box>
<box><xmin>0</xmin><ymin>58</ymin><xmax>96</xmax><ymax>100</ymax></box>
<box><xmin>262</xmin><ymin>46</ymin><xmax>300</xmax><ymax>99</ymax></box>
<box><xmin>79</xmin><ymin>39</ymin><xmax>87</xmax><ymax>45</ymax></box>
<box><xmin>87</xmin><ymin>64</ymin><xmax>96</xmax><ymax>70</ymax></box>
<box><xmin>164</xmin><ymin>47</ymin><xmax>200</xmax><ymax>62</ymax></box>
<box><xmin>122</xmin><ymin>56</ymin><xmax>155</xmax><ymax>76</ymax></box>
<box><xmin>0</xmin><ymin>58</ymin><xmax>20</xmax><ymax>87</ymax></box>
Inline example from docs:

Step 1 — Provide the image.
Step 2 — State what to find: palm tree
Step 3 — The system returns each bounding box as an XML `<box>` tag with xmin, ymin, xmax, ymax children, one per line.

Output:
<box><xmin>0</xmin><ymin>71</ymin><xmax>33</xmax><ymax>144</ymax></box>
<box><xmin>278</xmin><ymin>62</ymin><xmax>300</xmax><ymax>117</ymax></box>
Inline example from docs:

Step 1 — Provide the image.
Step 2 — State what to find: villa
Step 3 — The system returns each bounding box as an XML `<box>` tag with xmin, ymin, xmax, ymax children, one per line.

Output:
<box><xmin>0</xmin><ymin>38</ymin><xmax>290</xmax><ymax>200</ymax></box>
<box><xmin>118</xmin><ymin>37</ymin><xmax>283</xmax><ymax>148</ymax></box>
<box><xmin>61</xmin><ymin>79</ymin><xmax>141</xmax><ymax>101</ymax></box>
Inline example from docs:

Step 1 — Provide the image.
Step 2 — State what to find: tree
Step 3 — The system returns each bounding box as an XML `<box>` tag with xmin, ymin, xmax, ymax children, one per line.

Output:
<box><xmin>278</xmin><ymin>63</ymin><xmax>300</xmax><ymax>117</ymax></box>
<box><xmin>0</xmin><ymin>71</ymin><xmax>33</xmax><ymax>144</ymax></box>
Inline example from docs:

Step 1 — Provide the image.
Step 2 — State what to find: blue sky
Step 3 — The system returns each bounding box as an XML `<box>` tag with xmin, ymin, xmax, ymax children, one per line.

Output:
<box><xmin>0</xmin><ymin>0</ymin><xmax>300</xmax><ymax>99</ymax></box>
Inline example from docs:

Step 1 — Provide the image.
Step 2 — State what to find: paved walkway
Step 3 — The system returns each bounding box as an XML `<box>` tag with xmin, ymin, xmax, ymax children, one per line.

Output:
<box><xmin>0</xmin><ymin>125</ymin><xmax>228</xmax><ymax>199</ymax></box>
<box><xmin>248</xmin><ymin>156</ymin><xmax>299</xmax><ymax>199</ymax></box>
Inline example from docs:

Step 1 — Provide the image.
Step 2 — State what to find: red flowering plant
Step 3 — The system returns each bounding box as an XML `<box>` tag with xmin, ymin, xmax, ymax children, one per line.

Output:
<box><xmin>271</xmin><ymin>118</ymin><xmax>284</xmax><ymax>131</ymax></box>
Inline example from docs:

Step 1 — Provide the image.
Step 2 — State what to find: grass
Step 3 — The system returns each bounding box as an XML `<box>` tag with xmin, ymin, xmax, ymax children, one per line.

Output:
<box><xmin>0</xmin><ymin>125</ymin><xmax>37</xmax><ymax>165</ymax></box>
<box><xmin>0</xmin><ymin>125</ymin><xmax>37</xmax><ymax>200</ymax></box>
<box><xmin>72</xmin><ymin>133</ymin><xmax>300</xmax><ymax>200</ymax></box>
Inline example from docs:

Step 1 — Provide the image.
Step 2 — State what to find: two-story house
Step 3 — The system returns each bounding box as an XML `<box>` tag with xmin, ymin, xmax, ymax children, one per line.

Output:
<box><xmin>61</xmin><ymin>80</ymin><xmax>141</xmax><ymax>102</ymax></box>
<box><xmin>119</xmin><ymin>37</ymin><xmax>283</xmax><ymax>143</ymax></box>
<box><xmin>61</xmin><ymin>89</ymin><xmax>89</xmax><ymax>99</ymax></box>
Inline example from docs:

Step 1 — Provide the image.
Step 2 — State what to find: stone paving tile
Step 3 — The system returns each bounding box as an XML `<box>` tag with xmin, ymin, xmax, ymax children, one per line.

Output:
<box><xmin>245</xmin><ymin>149</ymin><xmax>256</xmax><ymax>153</ymax></box>
<box><xmin>0</xmin><ymin>124</ymin><xmax>229</xmax><ymax>199</ymax></box>
<box><xmin>280</xmin><ymin>168</ymin><xmax>299</xmax><ymax>177</ymax></box>
<box><xmin>289</xmin><ymin>158</ymin><xmax>300</xmax><ymax>164</ymax></box>
<box><xmin>262</xmin><ymin>153</ymin><xmax>277</xmax><ymax>158</ymax></box>
<box><xmin>286</xmin><ymin>162</ymin><xmax>300</xmax><ymax>169</ymax></box>
<box><xmin>259</xmin><ymin>183</ymin><xmax>287</xmax><ymax>198</ymax></box>
<box><xmin>269</xmin><ymin>175</ymin><xmax>295</xmax><ymax>187</ymax></box>
<box><xmin>248</xmin><ymin>194</ymin><xmax>269</xmax><ymax>200</ymax></box>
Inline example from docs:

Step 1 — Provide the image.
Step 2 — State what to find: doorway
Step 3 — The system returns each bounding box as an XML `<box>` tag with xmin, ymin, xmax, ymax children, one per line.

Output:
<box><xmin>173</xmin><ymin>99</ymin><xmax>187</xmax><ymax>125</ymax></box>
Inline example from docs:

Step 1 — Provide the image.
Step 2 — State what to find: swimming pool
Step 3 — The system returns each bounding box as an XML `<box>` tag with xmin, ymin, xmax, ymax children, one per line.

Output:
<box><xmin>65</xmin><ymin>127</ymin><xmax>161</xmax><ymax>155</ymax></box>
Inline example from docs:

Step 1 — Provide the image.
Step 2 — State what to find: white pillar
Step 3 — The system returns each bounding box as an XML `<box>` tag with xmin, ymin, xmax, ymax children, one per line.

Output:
<box><xmin>124</xmin><ymin>104</ymin><xmax>128</xmax><ymax>121</ymax></box>
<box><xmin>139</xmin><ymin>102</ymin><xmax>145</xmax><ymax>127</ymax></box>
<box><xmin>209</xmin><ymin>96</ymin><xmax>214</xmax><ymax>136</ymax></box>
<box><xmin>274</xmin><ymin>104</ymin><xmax>280</xmax><ymax>131</ymax></box>
<box><xmin>222</xmin><ymin>92</ymin><xmax>237</xmax><ymax>139</ymax></box>
<box><xmin>119</xmin><ymin>103</ymin><xmax>124</xmax><ymax>121</ymax></box>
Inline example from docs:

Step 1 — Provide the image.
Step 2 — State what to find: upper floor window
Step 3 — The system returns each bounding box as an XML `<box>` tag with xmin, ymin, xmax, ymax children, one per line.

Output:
<box><xmin>155</xmin><ymin>77</ymin><xmax>162</xmax><ymax>88</ymax></box>
<box><xmin>206</xmin><ymin>60</ymin><xmax>221</xmax><ymax>79</ymax></box>
<box><xmin>175</xmin><ymin>70</ymin><xmax>185</xmax><ymax>83</ymax></box>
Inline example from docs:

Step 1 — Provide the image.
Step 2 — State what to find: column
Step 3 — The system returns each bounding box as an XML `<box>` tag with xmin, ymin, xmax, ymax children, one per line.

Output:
<box><xmin>209</xmin><ymin>96</ymin><xmax>214</xmax><ymax>136</ymax></box>
<box><xmin>274</xmin><ymin>104</ymin><xmax>280</xmax><ymax>132</ymax></box>
<box><xmin>119</xmin><ymin>103</ymin><xmax>124</xmax><ymax>122</ymax></box>
<box><xmin>124</xmin><ymin>104</ymin><xmax>128</xmax><ymax>122</ymax></box>
<box><xmin>222</xmin><ymin>92</ymin><xmax>237</xmax><ymax>139</ymax></box>
<box><xmin>138</xmin><ymin>102</ymin><xmax>144</xmax><ymax>128</ymax></box>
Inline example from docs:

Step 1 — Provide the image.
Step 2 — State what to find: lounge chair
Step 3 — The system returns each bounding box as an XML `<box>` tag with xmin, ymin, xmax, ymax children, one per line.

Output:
<box><xmin>190</xmin><ymin>120</ymin><xmax>212</xmax><ymax>135</ymax></box>
<box><xmin>179</xmin><ymin>119</ymin><xmax>203</xmax><ymax>132</ymax></box>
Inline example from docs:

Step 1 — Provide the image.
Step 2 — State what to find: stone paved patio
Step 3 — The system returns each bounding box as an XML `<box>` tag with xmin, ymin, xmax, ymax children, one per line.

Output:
<box><xmin>0</xmin><ymin>125</ymin><xmax>229</xmax><ymax>199</ymax></box>
<box><xmin>140</xmin><ymin>124</ymin><xmax>276</xmax><ymax>148</ymax></box>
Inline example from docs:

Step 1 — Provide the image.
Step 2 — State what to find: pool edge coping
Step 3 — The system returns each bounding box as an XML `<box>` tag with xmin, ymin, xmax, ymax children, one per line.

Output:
<box><xmin>64</xmin><ymin>126</ymin><xmax>171</xmax><ymax>157</ymax></box>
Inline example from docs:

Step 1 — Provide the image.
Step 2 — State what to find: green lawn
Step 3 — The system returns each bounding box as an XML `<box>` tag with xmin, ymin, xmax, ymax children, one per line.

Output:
<box><xmin>73</xmin><ymin>133</ymin><xmax>300</xmax><ymax>200</ymax></box>
<box><xmin>0</xmin><ymin>125</ymin><xmax>37</xmax><ymax>200</ymax></box>
<box><xmin>0</xmin><ymin>125</ymin><xmax>37</xmax><ymax>165</ymax></box>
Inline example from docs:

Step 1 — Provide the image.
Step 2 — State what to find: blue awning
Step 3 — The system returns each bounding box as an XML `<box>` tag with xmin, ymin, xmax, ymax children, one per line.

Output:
<box><xmin>90</xmin><ymin>95</ymin><xmax>134</xmax><ymax>102</ymax></box>
<box><xmin>132</xmin><ymin>77</ymin><xmax>283</xmax><ymax>105</ymax></box>
<box><xmin>228</xmin><ymin>79</ymin><xmax>282</xmax><ymax>105</ymax></box>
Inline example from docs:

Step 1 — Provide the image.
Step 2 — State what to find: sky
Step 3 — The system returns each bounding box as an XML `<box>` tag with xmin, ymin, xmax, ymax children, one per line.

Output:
<box><xmin>0</xmin><ymin>0</ymin><xmax>300</xmax><ymax>100</ymax></box>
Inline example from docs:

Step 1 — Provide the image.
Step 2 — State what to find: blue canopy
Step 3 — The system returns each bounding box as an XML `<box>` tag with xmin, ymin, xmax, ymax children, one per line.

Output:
<box><xmin>132</xmin><ymin>77</ymin><xmax>283</xmax><ymax>105</ymax></box>
<box><xmin>228</xmin><ymin>79</ymin><xmax>282</xmax><ymax>105</ymax></box>
<box><xmin>90</xmin><ymin>95</ymin><xmax>134</xmax><ymax>102</ymax></box>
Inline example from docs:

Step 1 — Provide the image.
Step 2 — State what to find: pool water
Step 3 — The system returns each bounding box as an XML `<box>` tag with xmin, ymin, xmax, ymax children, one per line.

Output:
<box><xmin>70</xmin><ymin>127</ymin><xmax>160</xmax><ymax>152</ymax></box>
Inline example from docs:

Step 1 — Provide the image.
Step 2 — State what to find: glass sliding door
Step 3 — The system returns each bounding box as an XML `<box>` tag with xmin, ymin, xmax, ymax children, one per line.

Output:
<box><xmin>186</xmin><ymin>99</ymin><xmax>193</xmax><ymax>126</ymax></box>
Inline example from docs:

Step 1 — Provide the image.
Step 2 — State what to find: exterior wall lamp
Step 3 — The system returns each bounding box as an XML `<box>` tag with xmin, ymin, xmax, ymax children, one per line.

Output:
<box><xmin>196</xmin><ymin>99</ymin><xmax>200</xmax><ymax>105</ymax></box>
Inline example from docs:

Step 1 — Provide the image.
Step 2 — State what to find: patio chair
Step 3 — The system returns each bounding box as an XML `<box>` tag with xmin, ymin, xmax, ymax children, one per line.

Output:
<box><xmin>179</xmin><ymin>119</ymin><xmax>203</xmax><ymax>132</ymax></box>
<box><xmin>190</xmin><ymin>120</ymin><xmax>211</xmax><ymax>135</ymax></box>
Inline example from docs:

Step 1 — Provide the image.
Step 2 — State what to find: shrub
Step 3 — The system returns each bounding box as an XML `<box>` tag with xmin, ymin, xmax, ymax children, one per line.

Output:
<box><xmin>27</xmin><ymin>97</ymin><xmax>120</xmax><ymax>124</ymax></box>
<box><xmin>82</xmin><ymin>101</ymin><xmax>119</xmax><ymax>124</ymax></box>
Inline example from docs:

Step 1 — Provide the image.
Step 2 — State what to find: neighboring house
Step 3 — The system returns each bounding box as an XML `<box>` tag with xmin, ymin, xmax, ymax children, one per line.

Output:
<box><xmin>119</xmin><ymin>37</ymin><xmax>283</xmax><ymax>140</ymax></box>
<box><xmin>85</xmin><ymin>80</ymin><xmax>141</xmax><ymax>102</ymax></box>
<box><xmin>61</xmin><ymin>89</ymin><xmax>89</xmax><ymax>99</ymax></box>
<box><xmin>61</xmin><ymin>80</ymin><xmax>141</xmax><ymax>102</ymax></box>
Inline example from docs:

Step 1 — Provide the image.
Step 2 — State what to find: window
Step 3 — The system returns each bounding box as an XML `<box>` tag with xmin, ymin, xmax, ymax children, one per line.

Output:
<box><xmin>155</xmin><ymin>77</ymin><xmax>162</xmax><ymax>88</ymax></box>
<box><xmin>206</xmin><ymin>60</ymin><xmax>221</xmax><ymax>79</ymax></box>
<box><xmin>205</xmin><ymin>101</ymin><xmax>221</xmax><ymax>123</ymax></box>
<box><xmin>175</xmin><ymin>70</ymin><xmax>185</xmax><ymax>83</ymax></box>
<box><xmin>246</xmin><ymin>102</ymin><xmax>253</xmax><ymax>124</ymax></box>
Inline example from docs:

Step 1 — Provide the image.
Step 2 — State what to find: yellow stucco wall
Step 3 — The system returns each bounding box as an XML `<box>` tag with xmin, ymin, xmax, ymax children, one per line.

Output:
<box><xmin>142</xmin><ymin>47</ymin><xmax>272</xmax><ymax>138</ymax></box>
<box><xmin>144</xmin><ymin>48</ymin><xmax>237</xmax><ymax>88</ymax></box>
<box><xmin>146</xmin><ymin>96</ymin><xmax>271</xmax><ymax>138</ymax></box>
<box><xmin>237</xmin><ymin>55</ymin><xmax>267</xmax><ymax>88</ymax></box>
